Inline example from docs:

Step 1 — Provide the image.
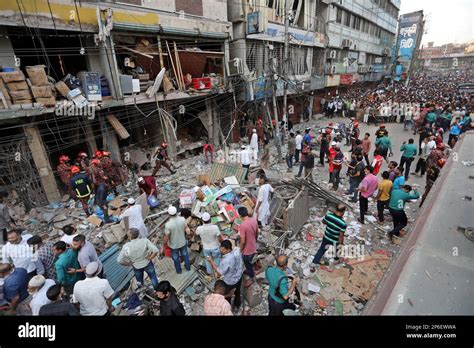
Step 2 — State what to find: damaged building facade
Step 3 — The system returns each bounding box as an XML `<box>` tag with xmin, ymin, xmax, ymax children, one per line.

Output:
<box><xmin>0</xmin><ymin>0</ymin><xmax>232</xmax><ymax>207</ymax></box>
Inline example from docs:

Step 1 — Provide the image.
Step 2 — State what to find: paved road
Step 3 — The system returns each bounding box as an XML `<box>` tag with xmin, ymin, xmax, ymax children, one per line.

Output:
<box><xmin>368</xmin><ymin>131</ymin><xmax>474</xmax><ymax>315</ymax></box>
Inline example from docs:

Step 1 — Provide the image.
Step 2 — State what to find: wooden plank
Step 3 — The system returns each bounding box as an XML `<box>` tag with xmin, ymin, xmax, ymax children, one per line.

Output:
<box><xmin>106</xmin><ymin>114</ymin><xmax>131</xmax><ymax>140</ymax></box>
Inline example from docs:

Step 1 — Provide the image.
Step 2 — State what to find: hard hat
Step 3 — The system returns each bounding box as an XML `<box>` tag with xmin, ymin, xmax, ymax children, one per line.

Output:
<box><xmin>328</xmin><ymin>122</ymin><xmax>334</xmax><ymax>127</ymax></box>
<box><xmin>90</xmin><ymin>158</ymin><xmax>101</xmax><ymax>165</ymax></box>
<box><xmin>78</xmin><ymin>151</ymin><xmax>88</xmax><ymax>158</ymax></box>
<box><xmin>59</xmin><ymin>155</ymin><xmax>70</xmax><ymax>163</ymax></box>
<box><xmin>168</xmin><ymin>205</ymin><xmax>177</xmax><ymax>215</ymax></box>
<box><xmin>202</xmin><ymin>212</ymin><xmax>211</xmax><ymax>222</ymax></box>
<box><xmin>161</xmin><ymin>142</ymin><xmax>168</xmax><ymax>148</ymax></box>
<box><xmin>353</xmin><ymin>122</ymin><xmax>359</xmax><ymax>128</ymax></box>
<box><xmin>70</xmin><ymin>166</ymin><xmax>80</xmax><ymax>174</ymax></box>
<box><xmin>95</xmin><ymin>150</ymin><xmax>103</xmax><ymax>158</ymax></box>
<box><xmin>102</xmin><ymin>151</ymin><xmax>111</xmax><ymax>157</ymax></box>
<box><xmin>380</xmin><ymin>124</ymin><xmax>386</xmax><ymax>128</ymax></box>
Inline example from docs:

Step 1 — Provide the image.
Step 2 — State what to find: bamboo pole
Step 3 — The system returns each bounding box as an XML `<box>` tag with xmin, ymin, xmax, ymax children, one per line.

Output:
<box><xmin>173</xmin><ymin>41</ymin><xmax>185</xmax><ymax>90</ymax></box>
<box><xmin>165</xmin><ymin>40</ymin><xmax>180</xmax><ymax>90</ymax></box>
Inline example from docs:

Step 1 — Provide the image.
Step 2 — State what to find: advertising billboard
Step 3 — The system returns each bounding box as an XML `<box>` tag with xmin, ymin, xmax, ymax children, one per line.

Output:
<box><xmin>394</xmin><ymin>10</ymin><xmax>423</xmax><ymax>81</ymax></box>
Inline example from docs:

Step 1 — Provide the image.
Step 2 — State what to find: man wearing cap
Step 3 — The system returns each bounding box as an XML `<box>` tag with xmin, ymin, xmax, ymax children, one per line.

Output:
<box><xmin>237</xmin><ymin>206</ymin><xmax>258</xmax><ymax>284</ymax></box>
<box><xmin>240</xmin><ymin>145</ymin><xmax>251</xmax><ymax>182</ymax></box>
<box><xmin>69</xmin><ymin>165</ymin><xmax>93</xmax><ymax>216</ymax></box>
<box><xmin>196</xmin><ymin>212</ymin><xmax>223</xmax><ymax>275</ymax></box>
<box><xmin>163</xmin><ymin>206</ymin><xmax>191</xmax><ymax>274</ymax></box>
<box><xmin>119</xmin><ymin>198</ymin><xmax>148</xmax><ymax>238</ymax></box>
<box><xmin>152</xmin><ymin>143</ymin><xmax>176</xmax><ymax>176</ymax></box>
<box><xmin>71</xmin><ymin>234</ymin><xmax>103</xmax><ymax>278</ymax></box>
<box><xmin>117</xmin><ymin>228</ymin><xmax>160</xmax><ymax>290</ymax></box>
<box><xmin>72</xmin><ymin>262</ymin><xmax>114</xmax><ymax>316</ymax></box>
<box><xmin>28</xmin><ymin>275</ymin><xmax>55</xmax><ymax>315</ymax></box>
<box><xmin>138</xmin><ymin>176</ymin><xmax>157</xmax><ymax>198</ymax></box>
<box><xmin>255</xmin><ymin>176</ymin><xmax>274</xmax><ymax>226</ymax></box>
<box><xmin>250</xmin><ymin>129</ymin><xmax>259</xmax><ymax>162</ymax></box>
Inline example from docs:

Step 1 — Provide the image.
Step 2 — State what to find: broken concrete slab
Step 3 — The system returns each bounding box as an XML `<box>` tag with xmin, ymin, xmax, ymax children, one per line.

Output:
<box><xmin>53</xmin><ymin>218</ymin><xmax>75</xmax><ymax>230</ymax></box>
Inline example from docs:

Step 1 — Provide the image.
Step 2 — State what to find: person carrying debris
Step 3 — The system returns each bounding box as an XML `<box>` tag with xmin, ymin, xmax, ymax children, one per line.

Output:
<box><xmin>152</xmin><ymin>143</ymin><xmax>176</xmax><ymax>176</ymax></box>
<box><xmin>163</xmin><ymin>206</ymin><xmax>191</xmax><ymax>274</ymax></box>
<box><xmin>69</xmin><ymin>166</ymin><xmax>93</xmax><ymax>217</ymax></box>
<box><xmin>120</xmin><ymin>198</ymin><xmax>149</xmax><ymax>239</ymax></box>
<box><xmin>255</xmin><ymin>176</ymin><xmax>274</xmax><ymax>227</ymax></box>
<box><xmin>388</xmin><ymin>185</ymin><xmax>420</xmax><ymax>242</ymax></box>
<box><xmin>155</xmin><ymin>280</ymin><xmax>185</xmax><ymax>316</ymax></box>
<box><xmin>117</xmin><ymin>228</ymin><xmax>160</xmax><ymax>291</ymax></box>
<box><xmin>138</xmin><ymin>176</ymin><xmax>157</xmax><ymax>198</ymax></box>
<box><xmin>57</xmin><ymin>155</ymin><xmax>72</xmax><ymax>193</ymax></box>
<box><xmin>207</xmin><ymin>240</ymin><xmax>243</xmax><ymax>313</ymax></box>
<box><xmin>310</xmin><ymin>204</ymin><xmax>347</xmax><ymax>270</ymax></box>
<box><xmin>265</xmin><ymin>255</ymin><xmax>298</xmax><ymax>316</ymax></box>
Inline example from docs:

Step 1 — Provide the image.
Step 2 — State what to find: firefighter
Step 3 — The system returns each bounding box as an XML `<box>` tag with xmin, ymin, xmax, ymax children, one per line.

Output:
<box><xmin>76</xmin><ymin>151</ymin><xmax>90</xmax><ymax>175</ymax></box>
<box><xmin>152</xmin><ymin>143</ymin><xmax>176</xmax><ymax>176</ymax></box>
<box><xmin>101</xmin><ymin>151</ymin><xmax>124</xmax><ymax>195</ymax></box>
<box><xmin>69</xmin><ymin>166</ymin><xmax>93</xmax><ymax>216</ymax></box>
<box><xmin>89</xmin><ymin>158</ymin><xmax>110</xmax><ymax>222</ymax></box>
<box><xmin>57</xmin><ymin>155</ymin><xmax>72</xmax><ymax>193</ymax></box>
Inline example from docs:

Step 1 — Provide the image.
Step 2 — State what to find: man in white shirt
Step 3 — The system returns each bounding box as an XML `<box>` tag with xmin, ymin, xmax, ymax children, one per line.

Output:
<box><xmin>195</xmin><ymin>212</ymin><xmax>223</xmax><ymax>275</ymax></box>
<box><xmin>250</xmin><ymin>129</ymin><xmax>259</xmax><ymax>162</ymax></box>
<box><xmin>255</xmin><ymin>176</ymin><xmax>274</xmax><ymax>226</ymax></box>
<box><xmin>28</xmin><ymin>275</ymin><xmax>55</xmax><ymax>315</ymax></box>
<box><xmin>60</xmin><ymin>225</ymin><xmax>78</xmax><ymax>246</ymax></box>
<box><xmin>294</xmin><ymin>130</ymin><xmax>303</xmax><ymax>164</ymax></box>
<box><xmin>73</xmin><ymin>262</ymin><xmax>114</xmax><ymax>316</ymax></box>
<box><xmin>240</xmin><ymin>145</ymin><xmax>251</xmax><ymax>182</ymax></box>
<box><xmin>2</xmin><ymin>229</ymin><xmax>36</xmax><ymax>279</ymax></box>
<box><xmin>119</xmin><ymin>198</ymin><xmax>148</xmax><ymax>238</ymax></box>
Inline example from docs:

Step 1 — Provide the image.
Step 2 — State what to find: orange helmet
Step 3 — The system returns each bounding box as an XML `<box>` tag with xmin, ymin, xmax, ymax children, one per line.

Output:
<box><xmin>380</xmin><ymin>124</ymin><xmax>386</xmax><ymax>128</ymax></box>
<box><xmin>94</xmin><ymin>150</ymin><xmax>103</xmax><ymax>158</ymax></box>
<box><xmin>59</xmin><ymin>155</ymin><xmax>70</xmax><ymax>163</ymax></box>
<box><xmin>353</xmin><ymin>122</ymin><xmax>359</xmax><ymax>128</ymax></box>
<box><xmin>161</xmin><ymin>142</ymin><xmax>168</xmax><ymax>148</ymax></box>
<box><xmin>437</xmin><ymin>158</ymin><xmax>446</xmax><ymax>168</ymax></box>
<box><xmin>91</xmin><ymin>158</ymin><xmax>101</xmax><ymax>166</ymax></box>
<box><xmin>78</xmin><ymin>151</ymin><xmax>88</xmax><ymax>158</ymax></box>
<box><xmin>70</xmin><ymin>165</ymin><xmax>80</xmax><ymax>174</ymax></box>
<box><xmin>102</xmin><ymin>151</ymin><xmax>111</xmax><ymax>157</ymax></box>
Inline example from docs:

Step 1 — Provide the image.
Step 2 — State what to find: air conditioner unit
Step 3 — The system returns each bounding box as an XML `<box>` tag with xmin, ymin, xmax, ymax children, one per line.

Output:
<box><xmin>228</xmin><ymin>58</ymin><xmax>243</xmax><ymax>76</ymax></box>
<box><xmin>368</xmin><ymin>65</ymin><xmax>374</xmax><ymax>72</ymax></box>
<box><xmin>328</xmin><ymin>50</ymin><xmax>337</xmax><ymax>59</ymax></box>
<box><xmin>358</xmin><ymin>66</ymin><xmax>369</xmax><ymax>74</ymax></box>
<box><xmin>382</xmin><ymin>48</ymin><xmax>390</xmax><ymax>55</ymax></box>
<box><xmin>330</xmin><ymin>65</ymin><xmax>337</xmax><ymax>74</ymax></box>
<box><xmin>341</xmin><ymin>39</ymin><xmax>352</xmax><ymax>48</ymax></box>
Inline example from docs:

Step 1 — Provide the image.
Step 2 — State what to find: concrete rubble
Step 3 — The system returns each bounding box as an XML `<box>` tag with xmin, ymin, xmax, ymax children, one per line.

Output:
<box><xmin>1</xmin><ymin>126</ymin><xmax>423</xmax><ymax>316</ymax></box>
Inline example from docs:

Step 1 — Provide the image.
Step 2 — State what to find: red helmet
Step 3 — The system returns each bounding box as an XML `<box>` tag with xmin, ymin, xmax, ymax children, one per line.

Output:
<box><xmin>70</xmin><ymin>166</ymin><xmax>80</xmax><ymax>174</ymax></box>
<box><xmin>161</xmin><ymin>142</ymin><xmax>168</xmax><ymax>148</ymax></box>
<box><xmin>436</xmin><ymin>143</ymin><xmax>445</xmax><ymax>150</ymax></box>
<box><xmin>78</xmin><ymin>151</ymin><xmax>88</xmax><ymax>158</ymax></box>
<box><xmin>102</xmin><ymin>151</ymin><xmax>111</xmax><ymax>157</ymax></box>
<box><xmin>353</xmin><ymin>122</ymin><xmax>359</xmax><ymax>128</ymax></box>
<box><xmin>94</xmin><ymin>150</ymin><xmax>103</xmax><ymax>158</ymax></box>
<box><xmin>91</xmin><ymin>158</ymin><xmax>101</xmax><ymax>166</ymax></box>
<box><xmin>328</xmin><ymin>122</ymin><xmax>334</xmax><ymax>127</ymax></box>
<box><xmin>437</xmin><ymin>158</ymin><xmax>446</xmax><ymax>168</ymax></box>
<box><xmin>59</xmin><ymin>155</ymin><xmax>70</xmax><ymax>163</ymax></box>
<box><xmin>325</xmin><ymin>128</ymin><xmax>332</xmax><ymax>134</ymax></box>
<box><xmin>380</xmin><ymin>124</ymin><xmax>386</xmax><ymax>128</ymax></box>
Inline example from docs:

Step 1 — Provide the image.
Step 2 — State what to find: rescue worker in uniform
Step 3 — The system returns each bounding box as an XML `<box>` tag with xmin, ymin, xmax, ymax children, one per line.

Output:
<box><xmin>76</xmin><ymin>151</ymin><xmax>90</xmax><ymax>175</ymax></box>
<box><xmin>100</xmin><ymin>151</ymin><xmax>122</xmax><ymax>195</ymax></box>
<box><xmin>152</xmin><ymin>143</ymin><xmax>176</xmax><ymax>176</ymax></box>
<box><xmin>57</xmin><ymin>155</ymin><xmax>73</xmax><ymax>194</ymax></box>
<box><xmin>89</xmin><ymin>158</ymin><xmax>110</xmax><ymax>222</ymax></box>
<box><xmin>69</xmin><ymin>166</ymin><xmax>93</xmax><ymax>216</ymax></box>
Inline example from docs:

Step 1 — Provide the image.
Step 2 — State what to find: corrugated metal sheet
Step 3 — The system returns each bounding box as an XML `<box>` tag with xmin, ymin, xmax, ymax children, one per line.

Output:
<box><xmin>283</xmin><ymin>188</ymin><xmax>310</xmax><ymax>236</ymax></box>
<box><xmin>107</xmin><ymin>114</ymin><xmax>131</xmax><ymax>140</ymax></box>
<box><xmin>99</xmin><ymin>244</ymin><xmax>134</xmax><ymax>296</ymax></box>
<box><xmin>209</xmin><ymin>163</ymin><xmax>247</xmax><ymax>184</ymax></box>
<box><xmin>154</xmin><ymin>257</ymin><xmax>198</xmax><ymax>295</ymax></box>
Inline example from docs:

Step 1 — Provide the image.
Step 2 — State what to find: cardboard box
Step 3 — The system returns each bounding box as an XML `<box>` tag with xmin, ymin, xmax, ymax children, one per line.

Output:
<box><xmin>87</xmin><ymin>214</ymin><xmax>103</xmax><ymax>227</ymax></box>
<box><xmin>0</xmin><ymin>70</ymin><xmax>25</xmax><ymax>83</ymax></box>
<box><xmin>9</xmin><ymin>90</ymin><xmax>32</xmax><ymax>100</ymax></box>
<box><xmin>36</xmin><ymin>96</ymin><xmax>56</xmax><ymax>106</ymax></box>
<box><xmin>31</xmin><ymin>85</ymin><xmax>53</xmax><ymax>98</ymax></box>
<box><xmin>6</xmin><ymin>81</ymin><xmax>29</xmax><ymax>91</ymax></box>
<box><xmin>196</xmin><ymin>174</ymin><xmax>211</xmax><ymax>186</ymax></box>
<box><xmin>25</xmin><ymin>65</ymin><xmax>49</xmax><ymax>86</ymax></box>
<box><xmin>55</xmin><ymin>81</ymin><xmax>71</xmax><ymax>98</ymax></box>
<box><xmin>195</xmin><ymin>189</ymin><xmax>205</xmax><ymax>202</ymax></box>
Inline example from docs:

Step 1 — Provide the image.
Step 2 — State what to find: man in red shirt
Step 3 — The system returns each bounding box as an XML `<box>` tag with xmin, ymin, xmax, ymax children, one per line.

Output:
<box><xmin>371</xmin><ymin>150</ymin><xmax>384</xmax><ymax>176</ymax></box>
<box><xmin>237</xmin><ymin>207</ymin><xmax>258</xmax><ymax>286</ymax></box>
<box><xmin>138</xmin><ymin>176</ymin><xmax>157</xmax><ymax>198</ymax></box>
<box><xmin>203</xmin><ymin>140</ymin><xmax>214</xmax><ymax>164</ymax></box>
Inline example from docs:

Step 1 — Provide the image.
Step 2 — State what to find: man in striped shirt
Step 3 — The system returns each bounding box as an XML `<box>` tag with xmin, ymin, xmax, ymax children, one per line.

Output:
<box><xmin>310</xmin><ymin>204</ymin><xmax>347</xmax><ymax>270</ymax></box>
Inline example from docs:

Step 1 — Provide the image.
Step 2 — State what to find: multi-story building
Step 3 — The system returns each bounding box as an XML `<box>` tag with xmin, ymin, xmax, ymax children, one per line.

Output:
<box><xmin>227</xmin><ymin>0</ymin><xmax>328</xmax><ymax>136</ymax></box>
<box><xmin>419</xmin><ymin>42</ymin><xmax>474</xmax><ymax>71</ymax></box>
<box><xmin>0</xmin><ymin>0</ymin><xmax>232</xmax><ymax>207</ymax></box>
<box><xmin>325</xmin><ymin>0</ymin><xmax>400</xmax><ymax>86</ymax></box>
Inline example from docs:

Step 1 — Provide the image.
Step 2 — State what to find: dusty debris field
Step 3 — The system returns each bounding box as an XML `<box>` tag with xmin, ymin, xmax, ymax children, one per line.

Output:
<box><xmin>2</xmin><ymin>131</ymin><xmax>421</xmax><ymax>316</ymax></box>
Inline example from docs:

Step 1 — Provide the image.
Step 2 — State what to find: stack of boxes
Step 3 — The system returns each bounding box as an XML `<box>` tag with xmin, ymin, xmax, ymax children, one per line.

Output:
<box><xmin>25</xmin><ymin>65</ymin><xmax>56</xmax><ymax>107</ymax></box>
<box><xmin>0</xmin><ymin>70</ymin><xmax>33</xmax><ymax>106</ymax></box>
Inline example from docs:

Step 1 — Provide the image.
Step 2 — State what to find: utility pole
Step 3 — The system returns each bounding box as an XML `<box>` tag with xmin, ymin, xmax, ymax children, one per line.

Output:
<box><xmin>282</xmin><ymin>0</ymin><xmax>290</xmax><ymax>141</ymax></box>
